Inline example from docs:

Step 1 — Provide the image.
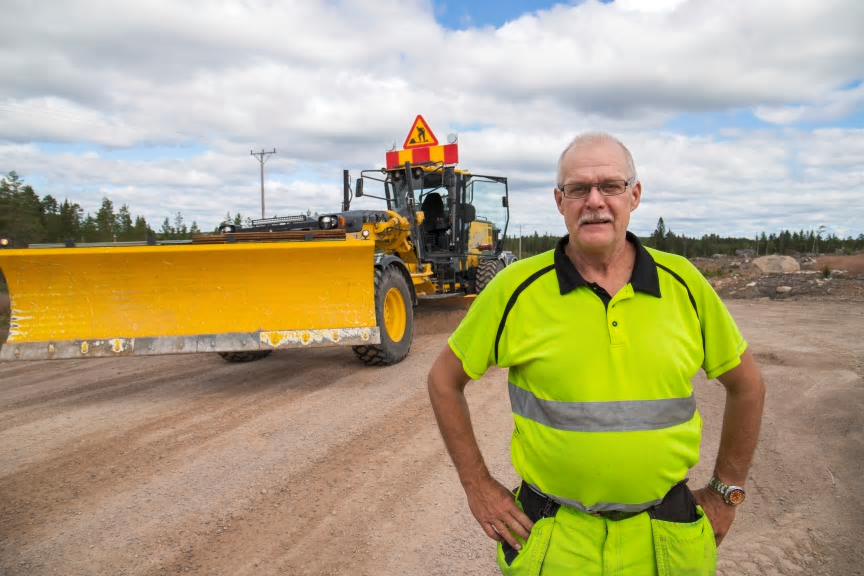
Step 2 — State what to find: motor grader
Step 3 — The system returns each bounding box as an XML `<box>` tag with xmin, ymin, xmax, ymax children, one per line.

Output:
<box><xmin>0</xmin><ymin>118</ymin><xmax>515</xmax><ymax>366</ymax></box>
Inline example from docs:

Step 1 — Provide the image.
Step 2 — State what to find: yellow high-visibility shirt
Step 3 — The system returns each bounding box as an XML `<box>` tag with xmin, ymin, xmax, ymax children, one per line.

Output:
<box><xmin>449</xmin><ymin>233</ymin><xmax>746</xmax><ymax>512</ymax></box>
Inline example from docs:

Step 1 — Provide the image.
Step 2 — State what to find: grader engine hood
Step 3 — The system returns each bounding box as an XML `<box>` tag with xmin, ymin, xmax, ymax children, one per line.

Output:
<box><xmin>0</xmin><ymin>238</ymin><xmax>378</xmax><ymax>361</ymax></box>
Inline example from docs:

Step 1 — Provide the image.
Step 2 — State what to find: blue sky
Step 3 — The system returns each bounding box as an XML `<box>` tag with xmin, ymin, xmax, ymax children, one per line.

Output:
<box><xmin>436</xmin><ymin>0</ymin><xmax>569</xmax><ymax>29</ymax></box>
<box><xmin>1</xmin><ymin>0</ymin><xmax>862</xmax><ymax>238</ymax></box>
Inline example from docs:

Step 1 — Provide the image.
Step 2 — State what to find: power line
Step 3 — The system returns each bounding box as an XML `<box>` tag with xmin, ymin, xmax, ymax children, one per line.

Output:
<box><xmin>250</xmin><ymin>149</ymin><xmax>276</xmax><ymax>218</ymax></box>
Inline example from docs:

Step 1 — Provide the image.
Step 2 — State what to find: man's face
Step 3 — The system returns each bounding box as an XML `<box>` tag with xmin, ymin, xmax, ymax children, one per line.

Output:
<box><xmin>554</xmin><ymin>140</ymin><xmax>641</xmax><ymax>255</ymax></box>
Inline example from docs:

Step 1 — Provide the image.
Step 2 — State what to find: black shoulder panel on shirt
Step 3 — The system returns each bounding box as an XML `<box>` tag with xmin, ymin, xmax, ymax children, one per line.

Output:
<box><xmin>655</xmin><ymin>262</ymin><xmax>704</xmax><ymax>350</ymax></box>
<box><xmin>655</xmin><ymin>263</ymin><xmax>698</xmax><ymax>316</ymax></box>
<box><xmin>495</xmin><ymin>264</ymin><xmax>556</xmax><ymax>364</ymax></box>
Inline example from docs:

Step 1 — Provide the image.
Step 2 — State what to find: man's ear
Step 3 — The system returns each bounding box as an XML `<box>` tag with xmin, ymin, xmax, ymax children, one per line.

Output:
<box><xmin>630</xmin><ymin>181</ymin><xmax>642</xmax><ymax>212</ymax></box>
<box><xmin>554</xmin><ymin>188</ymin><xmax>565</xmax><ymax>215</ymax></box>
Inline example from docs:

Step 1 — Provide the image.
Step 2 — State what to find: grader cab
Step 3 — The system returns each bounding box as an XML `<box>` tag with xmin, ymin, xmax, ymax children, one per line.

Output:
<box><xmin>0</xmin><ymin>116</ymin><xmax>515</xmax><ymax>366</ymax></box>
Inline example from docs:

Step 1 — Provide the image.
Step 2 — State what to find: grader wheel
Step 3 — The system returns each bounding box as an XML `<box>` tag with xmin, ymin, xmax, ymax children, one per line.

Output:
<box><xmin>476</xmin><ymin>259</ymin><xmax>504</xmax><ymax>293</ymax></box>
<box><xmin>218</xmin><ymin>350</ymin><xmax>272</xmax><ymax>363</ymax></box>
<box><xmin>352</xmin><ymin>266</ymin><xmax>413</xmax><ymax>366</ymax></box>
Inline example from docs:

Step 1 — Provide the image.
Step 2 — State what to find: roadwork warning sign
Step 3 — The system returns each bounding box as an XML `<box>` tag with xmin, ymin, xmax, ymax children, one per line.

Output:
<box><xmin>403</xmin><ymin>115</ymin><xmax>439</xmax><ymax>149</ymax></box>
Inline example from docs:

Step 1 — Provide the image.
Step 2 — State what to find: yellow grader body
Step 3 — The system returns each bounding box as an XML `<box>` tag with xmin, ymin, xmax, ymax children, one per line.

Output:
<box><xmin>0</xmin><ymin>238</ymin><xmax>378</xmax><ymax>361</ymax></box>
<box><xmin>0</xmin><ymin>116</ymin><xmax>513</xmax><ymax>366</ymax></box>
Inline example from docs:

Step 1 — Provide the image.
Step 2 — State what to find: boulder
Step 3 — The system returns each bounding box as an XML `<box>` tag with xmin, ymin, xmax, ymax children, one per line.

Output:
<box><xmin>752</xmin><ymin>255</ymin><xmax>800</xmax><ymax>274</ymax></box>
<box><xmin>776</xmin><ymin>286</ymin><xmax>792</xmax><ymax>294</ymax></box>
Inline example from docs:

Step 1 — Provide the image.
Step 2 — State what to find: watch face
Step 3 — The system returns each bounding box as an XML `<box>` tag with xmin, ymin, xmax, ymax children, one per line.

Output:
<box><xmin>728</xmin><ymin>489</ymin><xmax>746</xmax><ymax>505</ymax></box>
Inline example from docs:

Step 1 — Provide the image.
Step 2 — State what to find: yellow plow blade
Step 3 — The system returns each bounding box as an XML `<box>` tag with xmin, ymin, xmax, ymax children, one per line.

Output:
<box><xmin>0</xmin><ymin>238</ymin><xmax>378</xmax><ymax>361</ymax></box>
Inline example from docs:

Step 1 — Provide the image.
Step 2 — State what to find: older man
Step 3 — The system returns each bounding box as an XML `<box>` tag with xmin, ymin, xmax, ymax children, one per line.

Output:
<box><xmin>427</xmin><ymin>133</ymin><xmax>765</xmax><ymax>575</ymax></box>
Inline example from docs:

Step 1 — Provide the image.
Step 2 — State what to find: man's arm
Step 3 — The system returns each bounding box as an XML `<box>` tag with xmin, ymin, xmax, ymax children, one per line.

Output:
<box><xmin>427</xmin><ymin>344</ymin><xmax>533</xmax><ymax>549</ymax></box>
<box><xmin>692</xmin><ymin>348</ymin><xmax>766</xmax><ymax>546</ymax></box>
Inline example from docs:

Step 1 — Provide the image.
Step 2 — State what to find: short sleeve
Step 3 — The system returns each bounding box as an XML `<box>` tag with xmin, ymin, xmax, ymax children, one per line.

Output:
<box><xmin>447</xmin><ymin>279</ymin><xmax>509</xmax><ymax>380</ymax></box>
<box><xmin>692</xmin><ymin>272</ymin><xmax>748</xmax><ymax>379</ymax></box>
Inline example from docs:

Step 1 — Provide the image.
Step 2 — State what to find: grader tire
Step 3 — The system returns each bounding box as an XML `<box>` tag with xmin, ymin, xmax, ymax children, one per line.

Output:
<box><xmin>218</xmin><ymin>350</ymin><xmax>272</xmax><ymax>363</ymax></box>
<box><xmin>352</xmin><ymin>266</ymin><xmax>413</xmax><ymax>366</ymax></box>
<box><xmin>476</xmin><ymin>259</ymin><xmax>504</xmax><ymax>293</ymax></box>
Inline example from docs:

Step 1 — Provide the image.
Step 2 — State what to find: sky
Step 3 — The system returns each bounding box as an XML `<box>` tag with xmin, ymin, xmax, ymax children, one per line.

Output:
<box><xmin>1</xmin><ymin>0</ymin><xmax>863</xmax><ymax>240</ymax></box>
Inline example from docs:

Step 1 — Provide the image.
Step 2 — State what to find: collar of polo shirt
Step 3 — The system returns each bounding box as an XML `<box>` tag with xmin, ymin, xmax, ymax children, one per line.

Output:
<box><xmin>553</xmin><ymin>231</ymin><xmax>662</xmax><ymax>297</ymax></box>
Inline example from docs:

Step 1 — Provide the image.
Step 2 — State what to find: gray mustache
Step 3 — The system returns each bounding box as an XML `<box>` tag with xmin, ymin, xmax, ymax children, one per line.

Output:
<box><xmin>578</xmin><ymin>213</ymin><xmax>614</xmax><ymax>225</ymax></box>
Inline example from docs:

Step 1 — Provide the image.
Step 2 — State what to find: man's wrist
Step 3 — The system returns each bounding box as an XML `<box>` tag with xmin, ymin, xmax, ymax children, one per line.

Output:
<box><xmin>459</xmin><ymin>466</ymin><xmax>493</xmax><ymax>490</ymax></box>
<box><xmin>708</xmin><ymin>475</ymin><xmax>747</xmax><ymax>506</ymax></box>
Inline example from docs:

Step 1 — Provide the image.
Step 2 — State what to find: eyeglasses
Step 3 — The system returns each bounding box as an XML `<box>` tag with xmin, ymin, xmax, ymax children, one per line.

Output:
<box><xmin>557</xmin><ymin>176</ymin><xmax>637</xmax><ymax>199</ymax></box>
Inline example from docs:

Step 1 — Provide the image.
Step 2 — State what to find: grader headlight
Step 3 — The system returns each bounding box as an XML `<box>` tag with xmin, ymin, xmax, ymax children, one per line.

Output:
<box><xmin>318</xmin><ymin>215</ymin><xmax>345</xmax><ymax>230</ymax></box>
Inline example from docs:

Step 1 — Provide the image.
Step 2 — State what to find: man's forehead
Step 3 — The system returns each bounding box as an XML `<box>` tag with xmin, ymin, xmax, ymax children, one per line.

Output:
<box><xmin>561</xmin><ymin>141</ymin><xmax>629</xmax><ymax>176</ymax></box>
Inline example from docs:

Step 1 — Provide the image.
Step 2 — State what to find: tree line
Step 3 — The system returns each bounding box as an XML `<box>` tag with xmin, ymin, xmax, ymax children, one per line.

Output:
<box><xmin>0</xmin><ymin>171</ymin><xmax>213</xmax><ymax>246</ymax></box>
<box><xmin>503</xmin><ymin>216</ymin><xmax>864</xmax><ymax>258</ymax></box>
<box><xmin>4</xmin><ymin>171</ymin><xmax>862</xmax><ymax>256</ymax></box>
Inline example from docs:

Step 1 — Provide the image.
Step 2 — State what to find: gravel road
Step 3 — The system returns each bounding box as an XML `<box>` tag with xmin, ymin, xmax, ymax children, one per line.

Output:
<box><xmin>1</xmin><ymin>300</ymin><xmax>862</xmax><ymax>575</ymax></box>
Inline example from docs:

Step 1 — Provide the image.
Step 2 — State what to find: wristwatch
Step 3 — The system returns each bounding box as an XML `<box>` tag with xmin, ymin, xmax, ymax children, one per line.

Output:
<box><xmin>709</xmin><ymin>476</ymin><xmax>746</xmax><ymax>506</ymax></box>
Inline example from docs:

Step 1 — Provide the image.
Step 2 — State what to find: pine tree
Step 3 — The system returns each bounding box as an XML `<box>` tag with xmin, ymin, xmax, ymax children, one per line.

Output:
<box><xmin>173</xmin><ymin>212</ymin><xmax>188</xmax><ymax>238</ymax></box>
<box><xmin>95</xmin><ymin>197</ymin><xmax>117</xmax><ymax>242</ymax></box>
<box><xmin>0</xmin><ymin>171</ymin><xmax>46</xmax><ymax>246</ymax></box>
<box><xmin>651</xmin><ymin>217</ymin><xmax>667</xmax><ymax>250</ymax></box>
<box><xmin>160</xmin><ymin>217</ymin><xmax>174</xmax><ymax>240</ymax></box>
<box><xmin>58</xmin><ymin>199</ymin><xmax>83</xmax><ymax>243</ymax></box>
<box><xmin>132</xmin><ymin>216</ymin><xmax>151</xmax><ymax>240</ymax></box>
<box><xmin>116</xmin><ymin>204</ymin><xmax>135</xmax><ymax>241</ymax></box>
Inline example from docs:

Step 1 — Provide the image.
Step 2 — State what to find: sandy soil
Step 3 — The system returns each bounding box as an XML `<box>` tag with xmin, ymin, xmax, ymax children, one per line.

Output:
<box><xmin>1</xmin><ymin>300</ymin><xmax>863</xmax><ymax>575</ymax></box>
<box><xmin>808</xmin><ymin>253</ymin><xmax>864</xmax><ymax>275</ymax></box>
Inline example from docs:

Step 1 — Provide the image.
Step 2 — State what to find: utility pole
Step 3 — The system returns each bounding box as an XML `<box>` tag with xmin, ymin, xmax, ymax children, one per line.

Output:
<box><xmin>250</xmin><ymin>149</ymin><xmax>276</xmax><ymax>218</ymax></box>
<box><xmin>517</xmin><ymin>223</ymin><xmax>524</xmax><ymax>259</ymax></box>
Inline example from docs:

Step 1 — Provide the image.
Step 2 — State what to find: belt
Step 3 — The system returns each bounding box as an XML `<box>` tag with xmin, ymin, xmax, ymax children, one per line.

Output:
<box><xmin>503</xmin><ymin>480</ymin><xmax>698</xmax><ymax>568</ymax></box>
<box><xmin>517</xmin><ymin>479</ymin><xmax>698</xmax><ymax>524</ymax></box>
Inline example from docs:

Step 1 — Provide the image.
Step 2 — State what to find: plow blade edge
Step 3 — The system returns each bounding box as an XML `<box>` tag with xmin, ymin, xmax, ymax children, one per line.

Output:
<box><xmin>0</xmin><ymin>239</ymin><xmax>378</xmax><ymax>361</ymax></box>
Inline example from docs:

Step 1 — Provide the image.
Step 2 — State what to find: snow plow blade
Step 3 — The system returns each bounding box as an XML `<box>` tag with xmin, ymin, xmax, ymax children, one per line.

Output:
<box><xmin>0</xmin><ymin>238</ymin><xmax>378</xmax><ymax>361</ymax></box>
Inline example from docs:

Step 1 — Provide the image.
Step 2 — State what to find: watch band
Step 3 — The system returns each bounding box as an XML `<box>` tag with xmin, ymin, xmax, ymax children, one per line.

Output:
<box><xmin>709</xmin><ymin>476</ymin><xmax>746</xmax><ymax>506</ymax></box>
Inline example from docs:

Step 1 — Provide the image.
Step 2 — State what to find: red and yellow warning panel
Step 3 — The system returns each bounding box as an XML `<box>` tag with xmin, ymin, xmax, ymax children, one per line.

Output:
<box><xmin>386</xmin><ymin>143</ymin><xmax>458</xmax><ymax>169</ymax></box>
<box><xmin>386</xmin><ymin>115</ymin><xmax>458</xmax><ymax>168</ymax></box>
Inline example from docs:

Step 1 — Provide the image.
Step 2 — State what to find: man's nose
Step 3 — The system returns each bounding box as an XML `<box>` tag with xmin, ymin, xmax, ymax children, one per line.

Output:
<box><xmin>583</xmin><ymin>185</ymin><xmax>607</xmax><ymax>208</ymax></box>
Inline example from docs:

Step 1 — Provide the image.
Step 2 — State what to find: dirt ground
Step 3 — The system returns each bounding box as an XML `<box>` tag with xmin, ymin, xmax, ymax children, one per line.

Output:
<box><xmin>692</xmin><ymin>253</ymin><xmax>864</xmax><ymax>303</ymax></box>
<box><xmin>1</xmin><ymin>294</ymin><xmax>863</xmax><ymax>575</ymax></box>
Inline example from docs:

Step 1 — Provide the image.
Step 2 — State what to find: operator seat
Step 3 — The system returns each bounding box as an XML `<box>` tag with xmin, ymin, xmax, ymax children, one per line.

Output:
<box><xmin>420</xmin><ymin>192</ymin><xmax>449</xmax><ymax>250</ymax></box>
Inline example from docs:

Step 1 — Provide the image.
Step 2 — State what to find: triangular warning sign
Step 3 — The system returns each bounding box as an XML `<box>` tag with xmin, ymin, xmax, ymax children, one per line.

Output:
<box><xmin>403</xmin><ymin>115</ymin><xmax>439</xmax><ymax>149</ymax></box>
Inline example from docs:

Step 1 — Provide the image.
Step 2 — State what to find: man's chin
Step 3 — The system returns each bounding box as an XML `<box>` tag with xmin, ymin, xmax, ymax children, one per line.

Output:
<box><xmin>573</xmin><ymin>226</ymin><xmax>618</xmax><ymax>249</ymax></box>
<box><xmin>577</xmin><ymin>223</ymin><xmax>614</xmax><ymax>236</ymax></box>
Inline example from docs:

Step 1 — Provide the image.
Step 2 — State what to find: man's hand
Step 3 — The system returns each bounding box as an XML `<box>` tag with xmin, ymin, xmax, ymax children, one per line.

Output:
<box><xmin>465</xmin><ymin>475</ymin><xmax>534</xmax><ymax>550</ymax></box>
<box><xmin>427</xmin><ymin>346</ymin><xmax>534</xmax><ymax>549</ymax></box>
<box><xmin>691</xmin><ymin>486</ymin><xmax>736</xmax><ymax>546</ymax></box>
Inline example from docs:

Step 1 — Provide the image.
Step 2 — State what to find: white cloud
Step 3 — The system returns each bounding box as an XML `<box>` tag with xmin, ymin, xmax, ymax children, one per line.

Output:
<box><xmin>754</xmin><ymin>83</ymin><xmax>864</xmax><ymax>124</ymax></box>
<box><xmin>0</xmin><ymin>0</ymin><xmax>862</xmax><ymax>240</ymax></box>
<box><xmin>5</xmin><ymin>127</ymin><xmax>863</xmax><ymax>240</ymax></box>
<box><xmin>615</xmin><ymin>0</ymin><xmax>690</xmax><ymax>12</ymax></box>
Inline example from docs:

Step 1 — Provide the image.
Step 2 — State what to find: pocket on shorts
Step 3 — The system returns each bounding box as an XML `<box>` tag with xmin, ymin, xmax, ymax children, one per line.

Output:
<box><xmin>650</xmin><ymin>505</ymin><xmax>717</xmax><ymax>576</ymax></box>
<box><xmin>496</xmin><ymin>516</ymin><xmax>556</xmax><ymax>576</ymax></box>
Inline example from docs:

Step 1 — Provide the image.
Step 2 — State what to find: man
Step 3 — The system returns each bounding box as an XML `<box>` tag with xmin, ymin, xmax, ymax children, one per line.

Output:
<box><xmin>427</xmin><ymin>133</ymin><xmax>765</xmax><ymax>575</ymax></box>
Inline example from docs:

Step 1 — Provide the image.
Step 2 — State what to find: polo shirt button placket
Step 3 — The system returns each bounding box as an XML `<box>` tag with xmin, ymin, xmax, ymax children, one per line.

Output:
<box><xmin>609</xmin><ymin>317</ymin><xmax>624</xmax><ymax>346</ymax></box>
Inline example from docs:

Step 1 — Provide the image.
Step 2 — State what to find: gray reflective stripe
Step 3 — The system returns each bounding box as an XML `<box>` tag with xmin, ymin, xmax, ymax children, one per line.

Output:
<box><xmin>509</xmin><ymin>382</ymin><xmax>696</xmax><ymax>432</ymax></box>
<box><xmin>527</xmin><ymin>483</ymin><xmax>661</xmax><ymax>514</ymax></box>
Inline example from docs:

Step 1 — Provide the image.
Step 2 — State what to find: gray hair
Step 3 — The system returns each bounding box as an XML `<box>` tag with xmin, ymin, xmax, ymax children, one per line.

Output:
<box><xmin>556</xmin><ymin>132</ymin><xmax>637</xmax><ymax>185</ymax></box>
